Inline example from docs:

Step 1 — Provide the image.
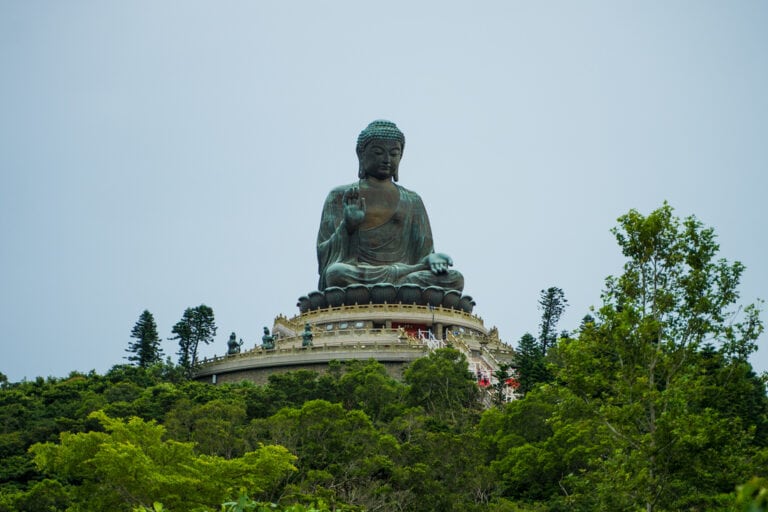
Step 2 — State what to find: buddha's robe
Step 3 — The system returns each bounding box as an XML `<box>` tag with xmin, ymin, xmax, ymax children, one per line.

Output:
<box><xmin>316</xmin><ymin>182</ymin><xmax>464</xmax><ymax>291</ymax></box>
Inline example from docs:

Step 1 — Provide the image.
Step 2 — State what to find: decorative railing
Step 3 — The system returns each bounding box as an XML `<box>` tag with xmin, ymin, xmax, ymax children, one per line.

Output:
<box><xmin>200</xmin><ymin>328</ymin><xmax>427</xmax><ymax>366</ymax></box>
<box><xmin>480</xmin><ymin>345</ymin><xmax>506</xmax><ymax>368</ymax></box>
<box><xmin>290</xmin><ymin>302</ymin><xmax>485</xmax><ymax>324</ymax></box>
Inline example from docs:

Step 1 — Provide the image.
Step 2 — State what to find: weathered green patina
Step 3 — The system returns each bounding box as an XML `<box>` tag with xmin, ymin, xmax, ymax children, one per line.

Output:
<box><xmin>316</xmin><ymin>120</ymin><xmax>464</xmax><ymax>291</ymax></box>
<box><xmin>261</xmin><ymin>327</ymin><xmax>276</xmax><ymax>350</ymax></box>
<box><xmin>226</xmin><ymin>332</ymin><xmax>243</xmax><ymax>355</ymax></box>
<box><xmin>301</xmin><ymin>323</ymin><xmax>313</xmax><ymax>347</ymax></box>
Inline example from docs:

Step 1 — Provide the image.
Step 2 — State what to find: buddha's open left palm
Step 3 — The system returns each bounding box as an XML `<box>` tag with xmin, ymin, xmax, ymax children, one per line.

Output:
<box><xmin>424</xmin><ymin>253</ymin><xmax>453</xmax><ymax>274</ymax></box>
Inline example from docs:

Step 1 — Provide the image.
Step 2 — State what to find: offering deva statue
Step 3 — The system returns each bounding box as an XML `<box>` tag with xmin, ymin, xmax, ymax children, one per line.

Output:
<box><xmin>317</xmin><ymin>120</ymin><xmax>464</xmax><ymax>291</ymax></box>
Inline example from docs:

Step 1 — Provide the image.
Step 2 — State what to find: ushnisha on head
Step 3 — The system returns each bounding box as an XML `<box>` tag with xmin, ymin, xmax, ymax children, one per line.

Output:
<box><xmin>356</xmin><ymin>120</ymin><xmax>405</xmax><ymax>181</ymax></box>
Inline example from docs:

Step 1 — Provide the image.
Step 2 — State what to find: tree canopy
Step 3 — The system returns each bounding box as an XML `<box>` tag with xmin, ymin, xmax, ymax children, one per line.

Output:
<box><xmin>170</xmin><ymin>305</ymin><xmax>217</xmax><ymax>374</ymax></box>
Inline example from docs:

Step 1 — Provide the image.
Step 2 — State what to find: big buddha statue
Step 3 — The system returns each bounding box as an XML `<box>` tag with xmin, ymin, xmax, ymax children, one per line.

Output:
<box><xmin>316</xmin><ymin>120</ymin><xmax>464</xmax><ymax>292</ymax></box>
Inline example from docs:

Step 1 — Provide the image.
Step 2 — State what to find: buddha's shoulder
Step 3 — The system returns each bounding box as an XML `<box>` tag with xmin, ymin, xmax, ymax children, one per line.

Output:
<box><xmin>395</xmin><ymin>184</ymin><xmax>424</xmax><ymax>202</ymax></box>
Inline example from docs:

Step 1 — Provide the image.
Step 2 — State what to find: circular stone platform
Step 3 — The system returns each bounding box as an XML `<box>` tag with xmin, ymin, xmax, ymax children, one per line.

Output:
<box><xmin>194</xmin><ymin>302</ymin><xmax>513</xmax><ymax>385</ymax></box>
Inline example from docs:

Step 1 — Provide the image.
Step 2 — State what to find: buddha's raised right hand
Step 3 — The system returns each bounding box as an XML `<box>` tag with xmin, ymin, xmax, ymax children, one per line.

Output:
<box><xmin>342</xmin><ymin>185</ymin><xmax>366</xmax><ymax>234</ymax></box>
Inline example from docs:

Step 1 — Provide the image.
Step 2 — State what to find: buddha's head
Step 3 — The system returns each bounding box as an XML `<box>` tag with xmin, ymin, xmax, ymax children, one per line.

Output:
<box><xmin>356</xmin><ymin>120</ymin><xmax>405</xmax><ymax>181</ymax></box>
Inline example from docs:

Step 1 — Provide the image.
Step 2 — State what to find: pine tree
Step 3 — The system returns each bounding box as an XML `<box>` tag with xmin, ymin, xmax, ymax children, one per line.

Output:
<box><xmin>513</xmin><ymin>288</ymin><xmax>567</xmax><ymax>395</ymax></box>
<box><xmin>126</xmin><ymin>310</ymin><xmax>163</xmax><ymax>368</ymax></box>
<box><xmin>538</xmin><ymin>287</ymin><xmax>568</xmax><ymax>355</ymax></box>
<box><xmin>170</xmin><ymin>305</ymin><xmax>217</xmax><ymax>375</ymax></box>
<box><xmin>515</xmin><ymin>332</ymin><xmax>547</xmax><ymax>395</ymax></box>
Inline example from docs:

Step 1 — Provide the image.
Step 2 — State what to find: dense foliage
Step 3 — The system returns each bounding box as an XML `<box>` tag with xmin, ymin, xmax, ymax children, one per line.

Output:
<box><xmin>0</xmin><ymin>204</ymin><xmax>765</xmax><ymax>511</ymax></box>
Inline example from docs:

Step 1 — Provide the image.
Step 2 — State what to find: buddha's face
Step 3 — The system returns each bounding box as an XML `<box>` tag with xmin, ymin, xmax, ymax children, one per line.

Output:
<box><xmin>360</xmin><ymin>138</ymin><xmax>402</xmax><ymax>181</ymax></box>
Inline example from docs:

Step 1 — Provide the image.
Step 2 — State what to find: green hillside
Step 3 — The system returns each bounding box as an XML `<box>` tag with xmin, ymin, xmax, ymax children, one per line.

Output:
<box><xmin>1</xmin><ymin>204</ymin><xmax>765</xmax><ymax>512</ymax></box>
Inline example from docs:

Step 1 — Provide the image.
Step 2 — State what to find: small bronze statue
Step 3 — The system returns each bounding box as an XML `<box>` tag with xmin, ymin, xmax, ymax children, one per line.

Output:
<box><xmin>226</xmin><ymin>332</ymin><xmax>243</xmax><ymax>355</ymax></box>
<box><xmin>261</xmin><ymin>326</ymin><xmax>276</xmax><ymax>350</ymax></box>
<box><xmin>316</xmin><ymin>120</ymin><xmax>464</xmax><ymax>291</ymax></box>
<box><xmin>301</xmin><ymin>323</ymin><xmax>313</xmax><ymax>347</ymax></box>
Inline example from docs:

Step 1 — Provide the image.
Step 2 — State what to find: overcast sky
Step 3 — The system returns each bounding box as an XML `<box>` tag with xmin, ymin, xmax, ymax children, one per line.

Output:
<box><xmin>1</xmin><ymin>1</ymin><xmax>766</xmax><ymax>382</ymax></box>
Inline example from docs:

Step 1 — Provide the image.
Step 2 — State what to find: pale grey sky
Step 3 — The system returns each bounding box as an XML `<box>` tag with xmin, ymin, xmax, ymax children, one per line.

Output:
<box><xmin>1</xmin><ymin>1</ymin><xmax>766</xmax><ymax>382</ymax></box>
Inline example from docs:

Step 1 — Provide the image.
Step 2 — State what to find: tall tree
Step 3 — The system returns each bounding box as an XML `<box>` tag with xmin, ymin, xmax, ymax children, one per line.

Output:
<box><xmin>555</xmin><ymin>203</ymin><xmax>764</xmax><ymax>510</ymax></box>
<box><xmin>126</xmin><ymin>310</ymin><xmax>163</xmax><ymax>368</ymax></box>
<box><xmin>514</xmin><ymin>333</ymin><xmax>547</xmax><ymax>396</ymax></box>
<box><xmin>538</xmin><ymin>286</ymin><xmax>568</xmax><ymax>355</ymax></box>
<box><xmin>170</xmin><ymin>305</ymin><xmax>217</xmax><ymax>374</ymax></box>
<box><xmin>513</xmin><ymin>288</ymin><xmax>567</xmax><ymax>396</ymax></box>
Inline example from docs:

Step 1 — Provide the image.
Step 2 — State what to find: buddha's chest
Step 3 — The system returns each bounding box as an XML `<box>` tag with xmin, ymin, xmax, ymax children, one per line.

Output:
<box><xmin>360</xmin><ymin>186</ymin><xmax>400</xmax><ymax>230</ymax></box>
